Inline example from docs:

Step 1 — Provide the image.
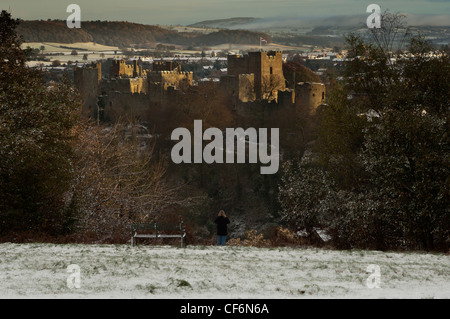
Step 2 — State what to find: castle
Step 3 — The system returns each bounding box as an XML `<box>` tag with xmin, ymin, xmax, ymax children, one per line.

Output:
<box><xmin>74</xmin><ymin>51</ymin><xmax>325</xmax><ymax>123</ymax></box>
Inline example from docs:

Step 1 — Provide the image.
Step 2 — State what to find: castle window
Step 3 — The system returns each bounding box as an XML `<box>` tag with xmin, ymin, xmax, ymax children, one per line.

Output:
<box><xmin>270</xmin><ymin>67</ymin><xmax>273</xmax><ymax>75</ymax></box>
<box><xmin>322</xmin><ymin>92</ymin><xmax>325</xmax><ymax>100</ymax></box>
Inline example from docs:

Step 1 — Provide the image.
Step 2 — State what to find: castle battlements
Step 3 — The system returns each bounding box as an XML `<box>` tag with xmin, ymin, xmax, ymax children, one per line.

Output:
<box><xmin>155</xmin><ymin>70</ymin><xmax>193</xmax><ymax>75</ymax></box>
<box><xmin>263</xmin><ymin>51</ymin><xmax>283</xmax><ymax>60</ymax></box>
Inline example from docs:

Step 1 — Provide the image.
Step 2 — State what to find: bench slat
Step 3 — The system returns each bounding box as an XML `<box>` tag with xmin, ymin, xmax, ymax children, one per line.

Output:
<box><xmin>134</xmin><ymin>234</ymin><xmax>183</xmax><ymax>238</ymax></box>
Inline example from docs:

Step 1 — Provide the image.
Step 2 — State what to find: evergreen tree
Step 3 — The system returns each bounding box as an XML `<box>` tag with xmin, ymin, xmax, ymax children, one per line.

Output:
<box><xmin>0</xmin><ymin>11</ymin><xmax>80</xmax><ymax>236</ymax></box>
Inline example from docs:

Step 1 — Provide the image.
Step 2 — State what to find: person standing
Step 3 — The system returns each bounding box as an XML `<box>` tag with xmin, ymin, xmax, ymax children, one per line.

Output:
<box><xmin>215</xmin><ymin>210</ymin><xmax>230</xmax><ymax>246</ymax></box>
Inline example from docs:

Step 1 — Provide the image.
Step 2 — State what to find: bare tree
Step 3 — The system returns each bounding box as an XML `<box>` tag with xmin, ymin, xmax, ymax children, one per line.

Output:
<box><xmin>368</xmin><ymin>11</ymin><xmax>412</xmax><ymax>56</ymax></box>
<box><xmin>261</xmin><ymin>74</ymin><xmax>285</xmax><ymax>101</ymax></box>
<box><xmin>71</xmin><ymin>121</ymin><xmax>181</xmax><ymax>242</ymax></box>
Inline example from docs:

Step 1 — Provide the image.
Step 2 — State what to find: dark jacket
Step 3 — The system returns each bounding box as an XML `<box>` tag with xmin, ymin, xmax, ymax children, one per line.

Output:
<box><xmin>214</xmin><ymin>216</ymin><xmax>230</xmax><ymax>236</ymax></box>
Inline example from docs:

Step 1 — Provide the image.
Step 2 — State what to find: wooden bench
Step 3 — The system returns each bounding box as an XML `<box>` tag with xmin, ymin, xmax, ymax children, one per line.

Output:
<box><xmin>131</xmin><ymin>219</ymin><xmax>186</xmax><ymax>248</ymax></box>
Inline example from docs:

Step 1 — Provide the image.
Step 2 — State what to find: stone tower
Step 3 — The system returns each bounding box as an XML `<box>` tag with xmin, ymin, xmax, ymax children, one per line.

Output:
<box><xmin>74</xmin><ymin>62</ymin><xmax>101</xmax><ymax>117</ymax></box>
<box><xmin>109</xmin><ymin>59</ymin><xmax>144</xmax><ymax>78</ymax></box>
<box><xmin>227</xmin><ymin>51</ymin><xmax>286</xmax><ymax>100</ymax></box>
<box><xmin>295</xmin><ymin>82</ymin><xmax>326</xmax><ymax>114</ymax></box>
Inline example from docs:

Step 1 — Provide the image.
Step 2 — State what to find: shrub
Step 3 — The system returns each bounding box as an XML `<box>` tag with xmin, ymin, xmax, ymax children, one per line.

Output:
<box><xmin>228</xmin><ymin>230</ymin><xmax>270</xmax><ymax>248</ymax></box>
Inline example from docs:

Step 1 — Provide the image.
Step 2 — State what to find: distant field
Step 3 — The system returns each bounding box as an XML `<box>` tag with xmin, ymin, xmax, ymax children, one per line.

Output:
<box><xmin>22</xmin><ymin>41</ymin><xmax>307</xmax><ymax>56</ymax></box>
<box><xmin>0</xmin><ymin>243</ymin><xmax>449</xmax><ymax>299</ymax></box>
<box><xmin>162</xmin><ymin>25</ymin><xmax>220</xmax><ymax>34</ymax></box>
<box><xmin>22</xmin><ymin>42</ymin><xmax>120</xmax><ymax>53</ymax></box>
<box><xmin>22</xmin><ymin>42</ymin><xmax>122</xmax><ymax>65</ymax></box>
<box><xmin>209</xmin><ymin>43</ymin><xmax>309</xmax><ymax>52</ymax></box>
<box><xmin>21</xmin><ymin>41</ymin><xmax>312</xmax><ymax>67</ymax></box>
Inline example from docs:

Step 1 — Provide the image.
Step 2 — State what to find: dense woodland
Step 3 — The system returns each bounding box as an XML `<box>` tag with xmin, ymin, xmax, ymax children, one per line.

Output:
<box><xmin>17</xmin><ymin>20</ymin><xmax>271</xmax><ymax>49</ymax></box>
<box><xmin>1</xmin><ymin>12</ymin><xmax>449</xmax><ymax>251</ymax></box>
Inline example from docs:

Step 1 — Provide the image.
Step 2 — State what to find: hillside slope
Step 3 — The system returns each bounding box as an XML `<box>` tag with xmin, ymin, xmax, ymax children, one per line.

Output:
<box><xmin>188</xmin><ymin>17</ymin><xmax>261</xmax><ymax>29</ymax></box>
<box><xmin>17</xmin><ymin>20</ymin><xmax>270</xmax><ymax>48</ymax></box>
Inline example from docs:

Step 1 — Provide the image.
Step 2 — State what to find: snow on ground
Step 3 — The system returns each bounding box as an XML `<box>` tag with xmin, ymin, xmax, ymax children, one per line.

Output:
<box><xmin>0</xmin><ymin>243</ymin><xmax>449</xmax><ymax>299</ymax></box>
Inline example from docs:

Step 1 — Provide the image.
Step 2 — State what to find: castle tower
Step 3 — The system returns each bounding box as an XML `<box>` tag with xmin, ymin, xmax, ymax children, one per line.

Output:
<box><xmin>110</xmin><ymin>59</ymin><xmax>136</xmax><ymax>78</ymax></box>
<box><xmin>295</xmin><ymin>82</ymin><xmax>326</xmax><ymax>114</ymax></box>
<box><xmin>74</xmin><ymin>62</ymin><xmax>101</xmax><ymax>117</ymax></box>
<box><xmin>227</xmin><ymin>51</ymin><xmax>286</xmax><ymax>100</ymax></box>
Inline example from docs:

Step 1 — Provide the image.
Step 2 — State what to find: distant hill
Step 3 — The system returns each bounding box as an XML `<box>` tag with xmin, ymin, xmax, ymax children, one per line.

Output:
<box><xmin>188</xmin><ymin>17</ymin><xmax>261</xmax><ymax>29</ymax></box>
<box><xmin>17</xmin><ymin>20</ymin><xmax>94</xmax><ymax>43</ymax></box>
<box><xmin>17</xmin><ymin>20</ymin><xmax>270</xmax><ymax>48</ymax></box>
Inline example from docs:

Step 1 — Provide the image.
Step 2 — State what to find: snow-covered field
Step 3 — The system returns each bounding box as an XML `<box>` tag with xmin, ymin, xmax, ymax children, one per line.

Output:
<box><xmin>0</xmin><ymin>243</ymin><xmax>449</xmax><ymax>299</ymax></box>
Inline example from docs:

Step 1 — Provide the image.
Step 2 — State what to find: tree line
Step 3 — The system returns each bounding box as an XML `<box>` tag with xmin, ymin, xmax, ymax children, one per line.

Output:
<box><xmin>17</xmin><ymin>20</ymin><xmax>271</xmax><ymax>49</ymax></box>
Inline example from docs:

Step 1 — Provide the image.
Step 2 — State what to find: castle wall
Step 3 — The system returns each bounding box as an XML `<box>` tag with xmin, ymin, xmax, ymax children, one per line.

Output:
<box><xmin>103</xmin><ymin>92</ymin><xmax>150</xmax><ymax>122</ymax></box>
<box><xmin>148</xmin><ymin>71</ymin><xmax>193</xmax><ymax>90</ymax></box>
<box><xmin>101</xmin><ymin>77</ymin><xmax>147</xmax><ymax>95</ymax></box>
<box><xmin>147</xmin><ymin>84</ymin><xmax>182</xmax><ymax>108</ymax></box>
<box><xmin>220</xmin><ymin>74</ymin><xmax>255</xmax><ymax>105</ymax></box>
<box><xmin>277</xmin><ymin>89</ymin><xmax>295</xmax><ymax>107</ymax></box>
<box><xmin>152</xmin><ymin>61</ymin><xmax>180</xmax><ymax>72</ymax></box>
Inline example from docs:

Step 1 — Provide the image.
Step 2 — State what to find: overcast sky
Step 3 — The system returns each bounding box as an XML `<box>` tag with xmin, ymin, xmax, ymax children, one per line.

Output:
<box><xmin>1</xmin><ymin>0</ymin><xmax>449</xmax><ymax>25</ymax></box>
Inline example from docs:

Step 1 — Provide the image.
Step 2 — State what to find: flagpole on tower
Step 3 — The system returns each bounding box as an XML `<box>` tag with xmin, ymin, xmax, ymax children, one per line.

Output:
<box><xmin>260</xmin><ymin>37</ymin><xmax>267</xmax><ymax>52</ymax></box>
